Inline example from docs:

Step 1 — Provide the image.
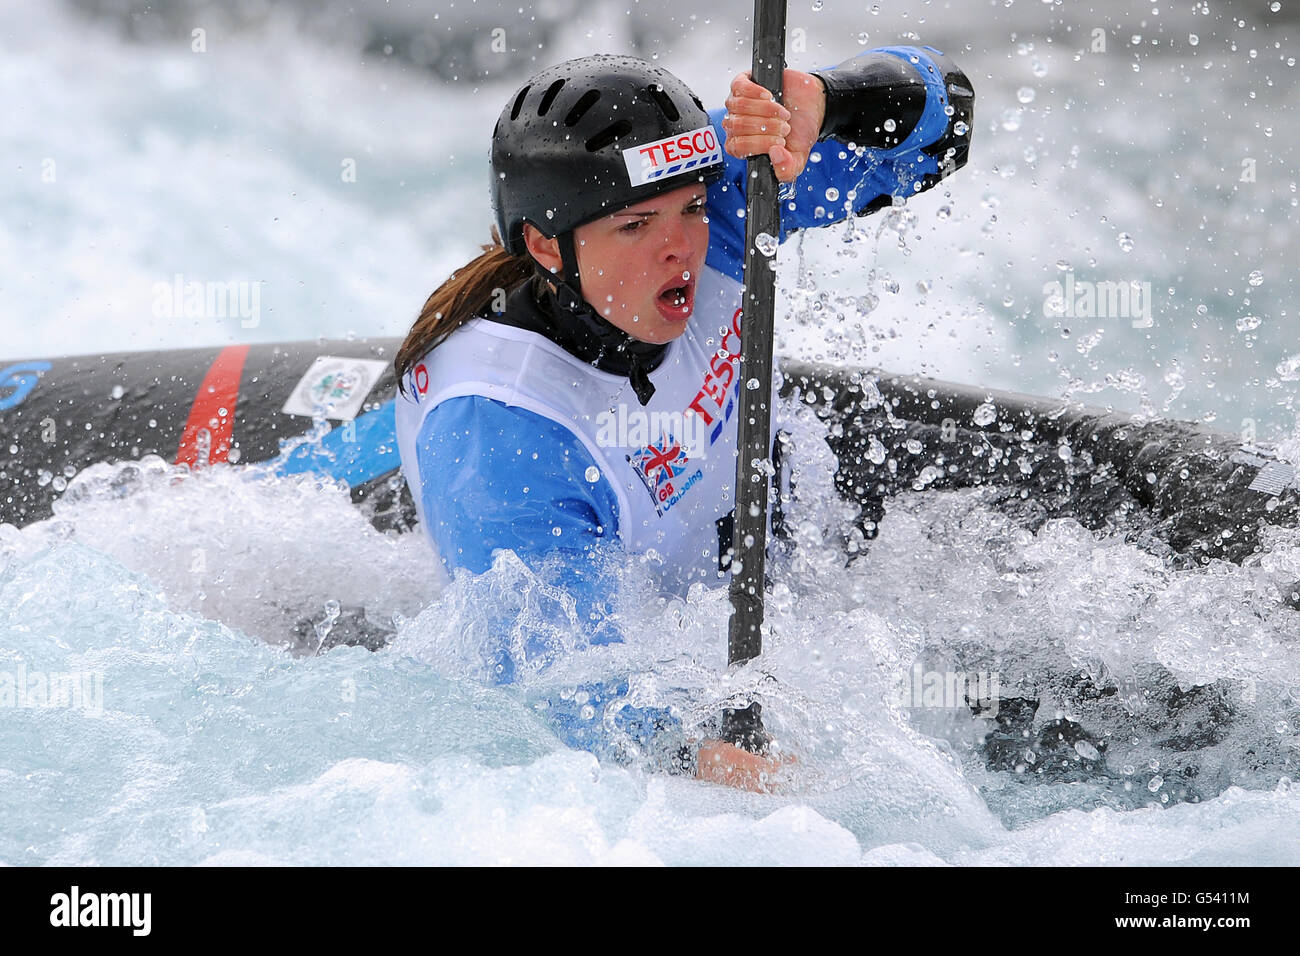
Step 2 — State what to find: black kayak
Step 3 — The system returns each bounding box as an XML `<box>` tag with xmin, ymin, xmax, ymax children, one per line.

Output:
<box><xmin>2</xmin><ymin>339</ymin><xmax>1296</xmax><ymax>574</ymax></box>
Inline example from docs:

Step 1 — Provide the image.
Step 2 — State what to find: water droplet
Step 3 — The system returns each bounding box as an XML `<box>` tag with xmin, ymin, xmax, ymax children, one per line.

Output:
<box><xmin>953</xmin><ymin>120</ymin><xmax>969</xmax><ymax>136</ymax></box>
<box><xmin>973</xmin><ymin>402</ymin><xmax>997</xmax><ymax>426</ymax></box>
<box><xmin>110</xmin><ymin>385</ymin><xmax>125</xmax><ymax>400</ymax></box>
<box><xmin>883</xmin><ymin>118</ymin><xmax>897</xmax><ymax>132</ymax></box>
<box><xmin>1188</xmin><ymin>33</ymin><xmax>1199</xmax><ymax>45</ymax></box>
<box><xmin>1117</xmin><ymin>232</ymin><xmax>1134</xmax><ymax>252</ymax></box>
<box><xmin>866</xmin><ymin>436</ymin><xmax>887</xmax><ymax>465</ymax></box>
<box><xmin>824</xmin><ymin>187</ymin><xmax>840</xmax><ymax>202</ymax></box>
<box><xmin>754</xmin><ymin>232</ymin><xmax>777</xmax><ymax>257</ymax></box>
<box><xmin>936</xmin><ymin>205</ymin><xmax>951</xmax><ymax>220</ymax></box>
<box><xmin>1148</xmin><ymin>774</ymin><xmax>1164</xmax><ymax>792</ymax></box>
<box><xmin>1032</xmin><ymin>59</ymin><xmax>1048</xmax><ymax>78</ymax></box>
<box><xmin>584</xmin><ymin>466</ymin><xmax>600</xmax><ymax>482</ymax></box>
<box><xmin>746</xmin><ymin>377</ymin><xmax>760</xmax><ymax>390</ymax></box>
<box><xmin>1237</xmin><ymin>315</ymin><xmax>1262</xmax><ymax>331</ymax></box>
<box><xmin>1248</xmin><ymin>269</ymin><xmax>1264</xmax><ymax>286</ymax></box>
<box><xmin>1017</xmin><ymin>86</ymin><xmax>1036</xmax><ymax>103</ymax></box>
<box><xmin>1000</xmin><ymin>109</ymin><xmax>1021</xmax><ymax>131</ymax></box>
<box><xmin>1075</xmin><ymin>740</ymin><xmax>1100</xmax><ymax>760</ymax></box>
<box><xmin>913</xmin><ymin>465</ymin><xmax>943</xmax><ymax>489</ymax></box>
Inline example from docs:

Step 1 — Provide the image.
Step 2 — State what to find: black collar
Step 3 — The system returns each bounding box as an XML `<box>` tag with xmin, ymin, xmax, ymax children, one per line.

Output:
<box><xmin>484</xmin><ymin>275</ymin><xmax>669</xmax><ymax>406</ymax></box>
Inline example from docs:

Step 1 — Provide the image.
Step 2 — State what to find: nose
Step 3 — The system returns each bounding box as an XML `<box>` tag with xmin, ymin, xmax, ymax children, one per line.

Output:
<box><xmin>659</xmin><ymin>214</ymin><xmax>697</xmax><ymax>264</ymax></box>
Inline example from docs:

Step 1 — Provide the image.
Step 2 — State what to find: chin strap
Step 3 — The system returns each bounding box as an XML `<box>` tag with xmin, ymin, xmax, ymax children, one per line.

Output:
<box><xmin>556</xmin><ymin>230</ymin><xmax>657</xmax><ymax>404</ymax></box>
<box><xmin>625</xmin><ymin>355</ymin><xmax>656</xmax><ymax>406</ymax></box>
<box><xmin>558</xmin><ymin>231</ymin><xmax>583</xmax><ymax>296</ymax></box>
<box><xmin>532</xmin><ymin>260</ymin><xmax>661</xmax><ymax>407</ymax></box>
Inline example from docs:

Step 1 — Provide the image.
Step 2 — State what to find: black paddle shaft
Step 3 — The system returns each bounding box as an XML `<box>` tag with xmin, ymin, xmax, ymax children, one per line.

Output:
<box><xmin>727</xmin><ymin>0</ymin><xmax>787</xmax><ymax>670</ymax></box>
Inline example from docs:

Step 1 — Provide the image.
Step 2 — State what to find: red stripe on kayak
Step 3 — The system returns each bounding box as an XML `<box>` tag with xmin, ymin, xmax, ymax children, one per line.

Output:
<box><xmin>175</xmin><ymin>345</ymin><xmax>250</xmax><ymax>468</ymax></box>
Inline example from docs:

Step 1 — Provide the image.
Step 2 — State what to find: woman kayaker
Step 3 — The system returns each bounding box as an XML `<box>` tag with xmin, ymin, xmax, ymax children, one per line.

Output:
<box><xmin>394</xmin><ymin>48</ymin><xmax>973</xmax><ymax>789</ymax></box>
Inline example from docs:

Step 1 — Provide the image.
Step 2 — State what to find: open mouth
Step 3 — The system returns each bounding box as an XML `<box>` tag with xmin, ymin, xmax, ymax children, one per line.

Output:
<box><xmin>656</xmin><ymin>274</ymin><xmax>696</xmax><ymax>320</ymax></box>
<box><xmin>662</xmin><ymin>285</ymin><xmax>688</xmax><ymax>306</ymax></box>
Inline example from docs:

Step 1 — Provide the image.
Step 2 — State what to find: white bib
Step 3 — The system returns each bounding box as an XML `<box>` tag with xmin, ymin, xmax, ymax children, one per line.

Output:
<box><xmin>395</xmin><ymin>265</ymin><xmax>778</xmax><ymax>596</ymax></box>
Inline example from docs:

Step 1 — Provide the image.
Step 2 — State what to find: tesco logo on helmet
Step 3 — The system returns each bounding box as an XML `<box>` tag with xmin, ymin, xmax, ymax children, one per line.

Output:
<box><xmin>623</xmin><ymin>125</ymin><xmax>723</xmax><ymax>187</ymax></box>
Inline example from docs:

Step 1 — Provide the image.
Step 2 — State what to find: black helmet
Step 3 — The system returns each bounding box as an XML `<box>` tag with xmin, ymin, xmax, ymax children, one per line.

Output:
<box><xmin>491</xmin><ymin>55</ymin><xmax>725</xmax><ymax>259</ymax></box>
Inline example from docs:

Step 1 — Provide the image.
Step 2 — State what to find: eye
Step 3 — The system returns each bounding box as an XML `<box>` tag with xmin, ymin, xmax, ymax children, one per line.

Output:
<box><xmin>619</xmin><ymin>219</ymin><xmax>648</xmax><ymax>234</ymax></box>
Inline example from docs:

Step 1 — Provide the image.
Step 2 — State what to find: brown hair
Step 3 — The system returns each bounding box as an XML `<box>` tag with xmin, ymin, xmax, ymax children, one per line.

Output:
<box><xmin>394</xmin><ymin>228</ymin><xmax>534</xmax><ymax>393</ymax></box>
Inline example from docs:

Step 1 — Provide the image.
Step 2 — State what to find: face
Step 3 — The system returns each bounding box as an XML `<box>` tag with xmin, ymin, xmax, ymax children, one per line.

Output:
<box><xmin>526</xmin><ymin>184</ymin><xmax>710</xmax><ymax>345</ymax></box>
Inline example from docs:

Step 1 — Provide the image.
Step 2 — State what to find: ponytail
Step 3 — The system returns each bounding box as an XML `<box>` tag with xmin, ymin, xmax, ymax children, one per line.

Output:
<box><xmin>395</xmin><ymin>228</ymin><xmax>534</xmax><ymax>392</ymax></box>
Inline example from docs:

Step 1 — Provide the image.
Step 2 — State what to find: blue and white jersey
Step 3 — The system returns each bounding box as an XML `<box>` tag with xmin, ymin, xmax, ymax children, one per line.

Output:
<box><xmin>395</xmin><ymin>263</ymin><xmax>761</xmax><ymax>600</ymax></box>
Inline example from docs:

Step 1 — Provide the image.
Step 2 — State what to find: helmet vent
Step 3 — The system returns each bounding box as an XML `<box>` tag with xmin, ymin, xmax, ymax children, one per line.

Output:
<box><xmin>646</xmin><ymin>83</ymin><xmax>680</xmax><ymax>122</ymax></box>
<box><xmin>538</xmin><ymin>79</ymin><xmax>566</xmax><ymax>116</ymax></box>
<box><xmin>690</xmin><ymin>93</ymin><xmax>706</xmax><ymax>112</ymax></box>
<box><xmin>585</xmin><ymin>119</ymin><xmax>633</xmax><ymax>153</ymax></box>
<box><xmin>564</xmin><ymin>89</ymin><xmax>601</xmax><ymax>127</ymax></box>
<box><xmin>510</xmin><ymin>85</ymin><xmax>531</xmax><ymax>121</ymax></box>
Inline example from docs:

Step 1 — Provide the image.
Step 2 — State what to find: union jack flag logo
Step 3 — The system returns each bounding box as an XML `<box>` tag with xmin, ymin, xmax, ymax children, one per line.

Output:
<box><xmin>628</xmin><ymin>433</ymin><xmax>689</xmax><ymax>500</ymax></box>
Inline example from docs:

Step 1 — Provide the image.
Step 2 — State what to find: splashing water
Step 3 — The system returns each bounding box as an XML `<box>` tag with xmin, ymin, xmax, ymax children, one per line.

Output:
<box><xmin>4</xmin><ymin>391</ymin><xmax>1300</xmax><ymax>864</ymax></box>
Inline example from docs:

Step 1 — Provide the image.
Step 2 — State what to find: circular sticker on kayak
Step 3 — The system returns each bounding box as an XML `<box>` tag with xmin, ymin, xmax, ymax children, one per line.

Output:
<box><xmin>282</xmin><ymin>356</ymin><xmax>388</xmax><ymax>421</ymax></box>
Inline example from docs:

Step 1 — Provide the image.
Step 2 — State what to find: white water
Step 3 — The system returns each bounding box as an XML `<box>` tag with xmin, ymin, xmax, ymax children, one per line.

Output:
<box><xmin>3</xmin><ymin>0</ymin><xmax>1300</xmax><ymax>865</ymax></box>
<box><xmin>3</xmin><ymin>396</ymin><xmax>1299</xmax><ymax>865</ymax></box>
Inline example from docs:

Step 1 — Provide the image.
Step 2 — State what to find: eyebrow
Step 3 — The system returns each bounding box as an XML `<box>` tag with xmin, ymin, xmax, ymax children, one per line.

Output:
<box><xmin>610</xmin><ymin>194</ymin><xmax>707</xmax><ymax>218</ymax></box>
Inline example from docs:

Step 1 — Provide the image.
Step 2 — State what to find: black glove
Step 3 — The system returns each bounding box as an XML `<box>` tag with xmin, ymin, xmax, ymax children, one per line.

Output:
<box><xmin>811</xmin><ymin>46</ymin><xmax>975</xmax><ymax>181</ymax></box>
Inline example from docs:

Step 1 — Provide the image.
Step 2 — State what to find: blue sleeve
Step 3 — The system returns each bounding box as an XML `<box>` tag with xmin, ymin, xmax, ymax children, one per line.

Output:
<box><xmin>416</xmin><ymin>394</ymin><xmax>619</xmax><ymax>577</ymax></box>
<box><xmin>415</xmin><ymin>394</ymin><xmax>621</xmax><ymax>658</ymax></box>
<box><xmin>415</xmin><ymin>395</ymin><xmax>685</xmax><ymax>763</ymax></box>
<box><xmin>539</xmin><ymin>677</ymin><xmax>687</xmax><ymax>769</ymax></box>
<box><xmin>705</xmin><ymin>46</ymin><xmax>954</xmax><ymax>283</ymax></box>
